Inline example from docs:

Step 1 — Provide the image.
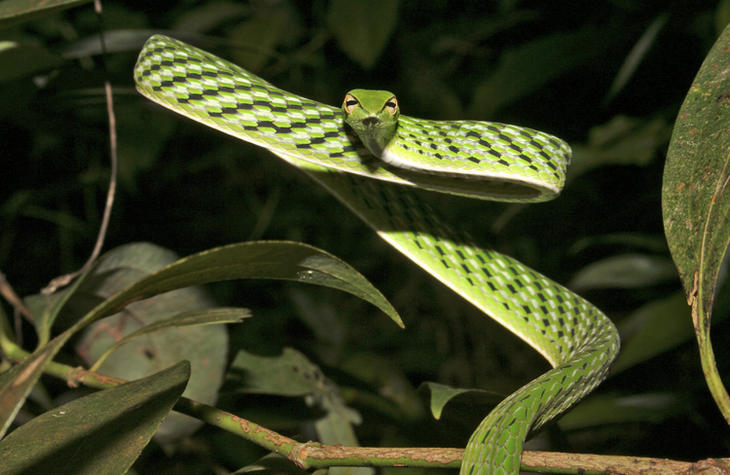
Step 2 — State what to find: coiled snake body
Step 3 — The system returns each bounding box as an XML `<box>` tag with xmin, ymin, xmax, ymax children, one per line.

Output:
<box><xmin>134</xmin><ymin>35</ymin><xmax>619</xmax><ymax>474</ymax></box>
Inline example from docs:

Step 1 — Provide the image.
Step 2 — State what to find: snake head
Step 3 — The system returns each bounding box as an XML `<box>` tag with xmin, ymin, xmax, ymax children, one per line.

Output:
<box><xmin>342</xmin><ymin>89</ymin><xmax>399</xmax><ymax>158</ymax></box>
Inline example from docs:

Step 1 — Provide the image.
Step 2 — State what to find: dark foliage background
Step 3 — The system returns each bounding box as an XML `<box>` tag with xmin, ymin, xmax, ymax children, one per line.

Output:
<box><xmin>2</xmin><ymin>0</ymin><xmax>730</xmax><ymax>472</ymax></box>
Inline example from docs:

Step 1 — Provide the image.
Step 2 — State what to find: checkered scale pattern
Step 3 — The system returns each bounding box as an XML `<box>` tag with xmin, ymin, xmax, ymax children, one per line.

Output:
<box><xmin>134</xmin><ymin>35</ymin><xmax>620</xmax><ymax>475</ymax></box>
<box><xmin>394</xmin><ymin>117</ymin><xmax>569</xmax><ymax>187</ymax></box>
<box><xmin>316</xmin><ymin>173</ymin><xmax>619</xmax><ymax>474</ymax></box>
<box><xmin>134</xmin><ymin>35</ymin><xmax>570</xmax><ymax>203</ymax></box>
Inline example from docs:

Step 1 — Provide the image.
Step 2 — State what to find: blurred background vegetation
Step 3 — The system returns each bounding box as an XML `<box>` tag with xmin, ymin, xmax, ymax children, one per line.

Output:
<box><xmin>2</xmin><ymin>0</ymin><xmax>730</xmax><ymax>472</ymax></box>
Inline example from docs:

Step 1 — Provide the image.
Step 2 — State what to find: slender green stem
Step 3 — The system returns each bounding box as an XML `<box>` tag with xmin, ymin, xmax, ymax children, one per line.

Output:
<box><xmin>0</xmin><ymin>307</ymin><xmax>14</xmax><ymax>352</ymax></box>
<box><xmin>2</xmin><ymin>337</ymin><xmax>725</xmax><ymax>473</ymax></box>
<box><xmin>694</xmin><ymin>297</ymin><xmax>730</xmax><ymax>423</ymax></box>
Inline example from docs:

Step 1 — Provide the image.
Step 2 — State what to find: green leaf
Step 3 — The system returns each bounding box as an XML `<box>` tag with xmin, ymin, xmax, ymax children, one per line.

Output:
<box><xmin>663</xmin><ymin>25</ymin><xmax>730</xmax><ymax>313</ymax></box>
<box><xmin>228</xmin><ymin>347</ymin><xmax>330</xmax><ymax>397</ymax></box>
<box><xmin>229</xmin><ymin>347</ymin><xmax>370</xmax><ymax>475</ymax></box>
<box><xmin>3</xmin><ymin>241</ymin><xmax>399</xmax><ymax>439</ymax></box>
<box><xmin>663</xmin><ymin>23</ymin><xmax>730</xmax><ymax>419</ymax></box>
<box><xmin>340</xmin><ymin>352</ymin><xmax>423</xmax><ymax>421</ymax></box>
<box><xmin>604</xmin><ymin>13</ymin><xmax>668</xmax><ymax>104</ymax></box>
<box><xmin>327</xmin><ymin>0</ymin><xmax>398</xmax><ymax>69</ymax></box>
<box><xmin>0</xmin><ymin>361</ymin><xmax>189</xmax><ymax>474</ymax></box>
<box><xmin>61</xmin><ymin>30</ymin><xmax>153</xmax><ymax>58</ymax></box>
<box><xmin>70</xmin><ymin>243</ymin><xmax>227</xmax><ymax>443</ymax></box>
<box><xmin>72</xmin><ymin>241</ymin><xmax>400</xmax><ymax>331</ymax></box>
<box><xmin>24</xmin><ymin>291</ymin><xmax>68</xmax><ymax>345</ymax></box>
<box><xmin>24</xmin><ymin>240</ymin><xmax>117</xmax><ymax>344</ymax></box>
<box><xmin>172</xmin><ymin>1</ymin><xmax>249</xmax><ymax>33</ymax></box>
<box><xmin>717</xmin><ymin>0</ymin><xmax>730</xmax><ymax>35</ymax></box>
<box><xmin>0</xmin><ymin>0</ymin><xmax>91</xmax><ymax>28</ymax></box>
<box><xmin>568</xmin><ymin>116</ymin><xmax>671</xmax><ymax>182</ymax></box>
<box><xmin>228</xmin><ymin>2</ymin><xmax>296</xmax><ymax>72</ymax></box>
<box><xmin>0</xmin><ymin>42</ymin><xmax>62</xmax><ymax>82</ymax></box>
<box><xmin>316</xmin><ymin>409</ymin><xmax>374</xmax><ymax>475</ymax></box>
<box><xmin>289</xmin><ymin>288</ymin><xmax>347</xmax><ymax>349</ymax></box>
<box><xmin>0</xmin><ymin>263</ymin><xmax>93</xmax><ymax>437</ymax></box>
<box><xmin>569</xmin><ymin>232</ymin><xmax>669</xmax><ymax>256</ymax></box>
<box><xmin>314</xmin><ymin>390</ymin><xmax>374</xmax><ymax>475</ymax></box>
<box><xmin>421</xmin><ymin>382</ymin><xmax>471</xmax><ymax>420</ymax></box>
<box><xmin>29</xmin><ymin>242</ymin><xmax>177</xmax><ymax>342</ymax></box>
<box><xmin>568</xmin><ymin>254</ymin><xmax>678</xmax><ymax>291</ymax></box>
<box><xmin>470</xmin><ymin>26</ymin><xmax>611</xmax><ymax>117</ymax></box>
<box><xmin>89</xmin><ymin>307</ymin><xmax>250</xmax><ymax>371</ymax></box>
<box><xmin>61</xmin><ymin>30</ymin><xmax>244</xmax><ymax>60</ymax></box>
<box><xmin>611</xmin><ymin>292</ymin><xmax>692</xmax><ymax>375</ymax></box>
<box><xmin>559</xmin><ymin>392</ymin><xmax>685</xmax><ymax>430</ymax></box>
<box><xmin>0</xmin><ymin>336</ymin><xmax>71</xmax><ymax>439</ymax></box>
<box><xmin>420</xmin><ymin>382</ymin><xmax>503</xmax><ymax>420</ymax></box>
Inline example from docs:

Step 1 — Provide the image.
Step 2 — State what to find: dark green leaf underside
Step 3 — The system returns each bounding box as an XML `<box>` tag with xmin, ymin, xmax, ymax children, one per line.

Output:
<box><xmin>0</xmin><ymin>361</ymin><xmax>190</xmax><ymax>474</ymax></box>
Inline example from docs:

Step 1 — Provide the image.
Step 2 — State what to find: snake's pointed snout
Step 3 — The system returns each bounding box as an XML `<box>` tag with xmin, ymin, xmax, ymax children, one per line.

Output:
<box><xmin>361</xmin><ymin>116</ymin><xmax>380</xmax><ymax>127</ymax></box>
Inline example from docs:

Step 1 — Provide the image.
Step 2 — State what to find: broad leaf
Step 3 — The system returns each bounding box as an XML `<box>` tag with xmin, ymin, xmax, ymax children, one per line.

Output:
<box><xmin>604</xmin><ymin>13</ymin><xmax>668</xmax><ymax>104</ymax></box>
<box><xmin>0</xmin><ymin>42</ymin><xmax>62</xmax><ymax>82</ymax></box>
<box><xmin>2</xmin><ymin>241</ymin><xmax>400</xmax><ymax>439</ymax></box>
<box><xmin>61</xmin><ymin>29</ymin><xmax>185</xmax><ymax>58</ymax></box>
<box><xmin>228</xmin><ymin>2</ymin><xmax>296</xmax><ymax>71</ymax></box>
<box><xmin>470</xmin><ymin>26</ymin><xmax>611</xmax><ymax>117</ymax></box>
<box><xmin>0</xmin><ymin>361</ymin><xmax>189</xmax><ymax>474</ymax></box>
<box><xmin>717</xmin><ymin>0</ymin><xmax>730</xmax><ymax>35</ymax></box>
<box><xmin>0</xmin><ymin>0</ymin><xmax>91</xmax><ymax>28</ymax></box>
<box><xmin>663</xmin><ymin>24</ymin><xmax>730</xmax><ymax>302</ymax></box>
<box><xmin>568</xmin><ymin>254</ymin><xmax>677</xmax><ymax>291</ymax></box>
<box><xmin>76</xmin><ymin>241</ymin><xmax>402</xmax><ymax>329</ymax></box>
<box><xmin>612</xmin><ymin>292</ymin><xmax>692</xmax><ymax>375</ymax></box>
<box><xmin>663</xmin><ymin>23</ymin><xmax>730</xmax><ymax>419</ymax></box>
<box><xmin>340</xmin><ymin>352</ymin><xmax>423</xmax><ymax>421</ymax></box>
<box><xmin>569</xmin><ymin>232</ymin><xmax>669</xmax><ymax>255</ymax></box>
<box><xmin>228</xmin><ymin>348</ymin><xmax>328</xmax><ymax>397</ymax></box>
<box><xmin>420</xmin><ymin>382</ymin><xmax>503</xmax><ymax>420</ymax></box>
<box><xmin>316</xmin><ymin>408</ymin><xmax>373</xmax><ymax>475</ymax></box>
<box><xmin>327</xmin><ymin>0</ymin><xmax>398</xmax><ymax>69</ymax></box>
<box><xmin>559</xmin><ymin>392</ymin><xmax>685</xmax><ymax>430</ymax></box>
<box><xmin>78</xmin><ymin>288</ymin><xmax>227</xmax><ymax>445</ymax></box>
<box><xmin>0</xmin><ymin>263</ymin><xmax>92</xmax><ymax>438</ymax></box>
<box><xmin>26</xmin><ymin>242</ymin><xmax>174</xmax><ymax>342</ymax></box>
<box><xmin>70</xmin><ymin>244</ymin><xmax>241</xmax><ymax>443</ymax></box>
<box><xmin>568</xmin><ymin>116</ymin><xmax>671</xmax><ymax>182</ymax></box>
<box><xmin>90</xmin><ymin>307</ymin><xmax>249</xmax><ymax>371</ymax></box>
<box><xmin>0</xmin><ymin>337</ymin><xmax>70</xmax><ymax>439</ymax></box>
<box><xmin>230</xmin><ymin>347</ymin><xmax>370</xmax><ymax>475</ymax></box>
<box><xmin>172</xmin><ymin>1</ymin><xmax>248</xmax><ymax>33</ymax></box>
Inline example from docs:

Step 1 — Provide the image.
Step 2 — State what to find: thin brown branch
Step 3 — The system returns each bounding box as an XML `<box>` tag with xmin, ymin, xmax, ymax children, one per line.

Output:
<box><xmin>293</xmin><ymin>444</ymin><xmax>730</xmax><ymax>473</ymax></box>
<box><xmin>0</xmin><ymin>271</ymin><xmax>34</xmax><ymax>323</ymax></box>
<box><xmin>4</xmin><ymin>335</ymin><xmax>725</xmax><ymax>474</ymax></box>
<box><xmin>12</xmin><ymin>348</ymin><xmax>726</xmax><ymax>474</ymax></box>
<box><xmin>42</xmin><ymin>1</ymin><xmax>117</xmax><ymax>295</ymax></box>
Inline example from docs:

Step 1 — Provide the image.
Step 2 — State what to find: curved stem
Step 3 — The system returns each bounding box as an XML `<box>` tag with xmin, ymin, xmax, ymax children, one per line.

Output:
<box><xmin>2</xmin><ymin>339</ymin><xmax>726</xmax><ymax>474</ymax></box>
<box><xmin>694</xmin><ymin>296</ymin><xmax>730</xmax><ymax>423</ymax></box>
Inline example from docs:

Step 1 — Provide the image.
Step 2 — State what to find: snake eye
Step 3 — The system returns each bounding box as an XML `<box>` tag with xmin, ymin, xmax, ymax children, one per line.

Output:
<box><xmin>343</xmin><ymin>94</ymin><xmax>359</xmax><ymax>114</ymax></box>
<box><xmin>385</xmin><ymin>96</ymin><xmax>398</xmax><ymax>115</ymax></box>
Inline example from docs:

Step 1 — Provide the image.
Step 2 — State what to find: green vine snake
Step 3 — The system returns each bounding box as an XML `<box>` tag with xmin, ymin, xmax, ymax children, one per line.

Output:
<box><xmin>134</xmin><ymin>35</ymin><xmax>620</xmax><ymax>474</ymax></box>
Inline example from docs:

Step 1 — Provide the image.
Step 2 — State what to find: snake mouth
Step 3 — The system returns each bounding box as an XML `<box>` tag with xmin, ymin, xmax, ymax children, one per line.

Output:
<box><xmin>361</xmin><ymin>117</ymin><xmax>380</xmax><ymax>128</ymax></box>
<box><xmin>383</xmin><ymin>165</ymin><xmax>552</xmax><ymax>202</ymax></box>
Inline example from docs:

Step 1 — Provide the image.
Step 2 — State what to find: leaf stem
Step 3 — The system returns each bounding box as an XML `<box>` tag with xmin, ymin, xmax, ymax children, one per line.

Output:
<box><xmin>694</xmin><ymin>299</ymin><xmax>730</xmax><ymax>423</ymax></box>
<box><xmin>3</xmin><ymin>339</ymin><xmax>728</xmax><ymax>473</ymax></box>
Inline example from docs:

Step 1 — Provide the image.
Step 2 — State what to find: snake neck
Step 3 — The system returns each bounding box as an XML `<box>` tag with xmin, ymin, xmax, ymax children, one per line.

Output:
<box><xmin>346</xmin><ymin>117</ymin><xmax>398</xmax><ymax>158</ymax></box>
